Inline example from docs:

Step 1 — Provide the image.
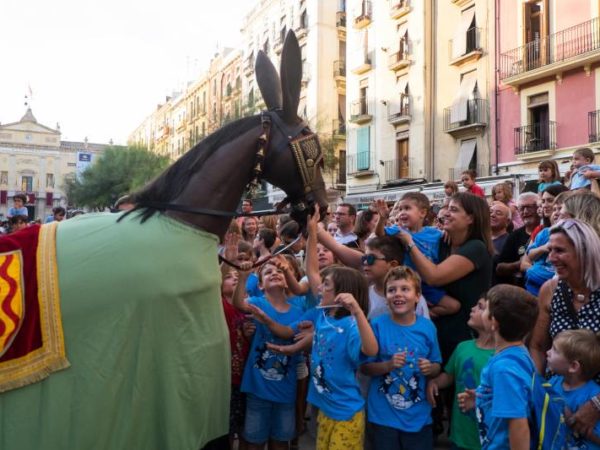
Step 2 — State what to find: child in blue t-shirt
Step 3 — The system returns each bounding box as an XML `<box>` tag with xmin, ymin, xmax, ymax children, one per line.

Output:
<box><xmin>458</xmin><ymin>284</ymin><xmax>539</xmax><ymax>450</ymax></box>
<box><xmin>7</xmin><ymin>194</ymin><xmax>28</xmax><ymax>218</ymax></box>
<box><xmin>249</xmin><ymin>212</ymin><xmax>378</xmax><ymax>450</ymax></box>
<box><xmin>546</xmin><ymin>329</ymin><xmax>600</xmax><ymax>449</ymax></box>
<box><xmin>385</xmin><ymin>192</ymin><xmax>460</xmax><ymax>318</ymax></box>
<box><xmin>568</xmin><ymin>147</ymin><xmax>600</xmax><ymax>190</ymax></box>
<box><xmin>361</xmin><ymin>266</ymin><xmax>442</xmax><ymax>450</ymax></box>
<box><xmin>232</xmin><ymin>257</ymin><xmax>304</xmax><ymax>448</ymax></box>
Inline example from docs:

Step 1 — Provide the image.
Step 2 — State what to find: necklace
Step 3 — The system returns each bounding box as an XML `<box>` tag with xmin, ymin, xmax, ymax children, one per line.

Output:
<box><xmin>574</xmin><ymin>294</ymin><xmax>586</xmax><ymax>304</ymax></box>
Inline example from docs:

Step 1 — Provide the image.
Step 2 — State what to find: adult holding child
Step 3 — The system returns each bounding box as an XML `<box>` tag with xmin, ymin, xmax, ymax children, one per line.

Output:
<box><xmin>396</xmin><ymin>192</ymin><xmax>493</xmax><ymax>361</ymax></box>
<box><xmin>529</xmin><ymin>218</ymin><xmax>600</xmax><ymax>439</ymax></box>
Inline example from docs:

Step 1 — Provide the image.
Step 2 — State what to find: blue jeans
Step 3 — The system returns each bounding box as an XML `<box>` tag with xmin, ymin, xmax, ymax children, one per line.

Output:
<box><xmin>242</xmin><ymin>394</ymin><xmax>295</xmax><ymax>444</ymax></box>
<box><xmin>369</xmin><ymin>423</ymin><xmax>433</xmax><ymax>450</ymax></box>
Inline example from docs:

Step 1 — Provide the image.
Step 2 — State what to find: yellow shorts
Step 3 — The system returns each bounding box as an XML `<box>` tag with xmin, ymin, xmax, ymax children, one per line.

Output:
<box><xmin>316</xmin><ymin>409</ymin><xmax>364</xmax><ymax>450</ymax></box>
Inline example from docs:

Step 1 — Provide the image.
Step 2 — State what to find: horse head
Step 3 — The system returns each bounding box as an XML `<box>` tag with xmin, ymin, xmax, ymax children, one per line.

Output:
<box><xmin>254</xmin><ymin>30</ymin><xmax>328</xmax><ymax>226</ymax></box>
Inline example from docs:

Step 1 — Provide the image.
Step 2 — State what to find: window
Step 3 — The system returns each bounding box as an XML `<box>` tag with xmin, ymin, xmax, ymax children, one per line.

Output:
<box><xmin>453</xmin><ymin>139</ymin><xmax>477</xmax><ymax>179</ymax></box>
<box><xmin>452</xmin><ymin>7</ymin><xmax>476</xmax><ymax>59</ymax></box>
<box><xmin>46</xmin><ymin>173</ymin><xmax>55</xmax><ymax>188</ymax></box>
<box><xmin>397</xmin><ymin>138</ymin><xmax>409</xmax><ymax>178</ymax></box>
<box><xmin>397</xmin><ymin>23</ymin><xmax>409</xmax><ymax>60</ymax></box>
<box><xmin>524</xmin><ymin>0</ymin><xmax>549</xmax><ymax>68</ymax></box>
<box><xmin>526</xmin><ymin>93</ymin><xmax>550</xmax><ymax>151</ymax></box>
<box><xmin>0</xmin><ymin>171</ymin><xmax>7</xmax><ymax>185</ymax></box>
<box><xmin>450</xmin><ymin>71</ymin><xmax>478</xmax><ymax>124</ymax></box>
<box><xmin>21</xmin><ymin>176</ymin><xmax>33</xmax><ymax>192</ymax></box>
<box><xmin>357</xmin><ymin>127</ymin><xmax>370</xmax><ymax>170</ymax></box>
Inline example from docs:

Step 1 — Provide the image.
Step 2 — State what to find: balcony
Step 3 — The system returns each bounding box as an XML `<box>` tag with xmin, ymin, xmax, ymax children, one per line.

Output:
<box><xmin>296</xmin><ymin>23</ymin><xmax>308</xmax><ymax>40</ymax></box>
<box><xmin>389</xmin><ymin>0</ymin><xmax>410</xmax><ymax>20</ymax></box>
<box><xmin>274</xmin><ymin>36</ymin><xmax>284</xmax><ymax>54</ymax></box>
<box><xmin>450</xmin><ymin>27</ymin><xmax>483</xmax><ymax>66</ymax></box>
<box><xmin>388</xmin><ymin>94</ymin><xmax>411</xmax><ymax>126</ymax></box>
<box><xmin>352</xmin><ymin>52</ymin><xmax>372</xmax><ymax>75</ymax></box>
<box><xmin>449</xmin><ymin>164</ymin><xmax>488</xmax><ymax>182</ymax></box>
<box><xmin>589</xmin><ymin>110</ymin><xmax>600</xmax><ymax>142</ymax></box>
<box><xmin>383</xmin><ymin>157</ymin><xmax>416</xmax><ymax>184</ymax></box>
<box><xmin>388</xmin><ymin>46</ymin><xmax>410</xmax><ymax>72</ymax></box>
<box><xmin>500</xmin><ymin>17</ymin><xmax>600</xmax><ymax>88</ymax></box>
<box><xmin>336</xmin><ymin>11</ymin><xmax>346</xmax><ymax>41</ymax></box>
<box><xmin>353</xmin><ymin>1</ymin><xmax>373</xmax><ymax>29</ymax></box>
<box><xmin>332</xmin><ymin>119</ymin><xmax>346</xmax><ymax>140</ymax></box>
<box><xmin>350</xmin><ymin>98</ymin><xmax>372</xmax><ymax>124</ymax></box>
<box><xmin>348</xmin><ymin>151</ymin><xmax>374</xmax><ymax>176</ymax></box>
<box><xmin>443</xmin><ymin>99</ymin><xmax>488</xmax><ymax>136</ymax></box>
<box><xmin>333</xmin><ymin>60</ymin><xmax>346</xmax><ymax>92</ymax></box>
<box><xmin>514</xmin><ymin>122</ymin><xmax>557</xmax><ymax>157</ymax></box>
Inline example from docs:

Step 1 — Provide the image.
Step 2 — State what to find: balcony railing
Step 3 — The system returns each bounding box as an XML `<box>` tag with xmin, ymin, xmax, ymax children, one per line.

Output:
<box><xmin>501</xmin><ymin>17</ymin><xmax>600</xmax><ymax>79</ymax></box>
<box><xmin>333</xmin><ymin>60</ymin><xmax>346</xmax><ymax>78</ymax></box>
<box><xmin>589</xmin><ymin>110</ymin><xmax>600</xmax><ymax>142</ymax></box>
<box><xmin>383</xmin><ymin>157</ymin><xmax>415</xmax><ymax>183</ymax></box>
<box><xmin>350</xmin><ymin>98</ymin><xmax>372</xmax><ymax>123</ymax></box>
<box><xmin>450</xmin><ymin>27</ymin><xmax>482</xmax><ymax>61</ymax></box>
<box><xmin>332</xmin><ymin>119</ymin><xmax>346</xmax><ymax>137</ymax></box>
<box><xmin>354</xmin><ymin>1</ymin><xmax>372</xmax><ymax>28</ymax></box>
<box><xmin>336</xmin><ymin>11</ymin><xmax>346</xmax><ymax>28</ymax></box>
<box><xmin>449</xmin><ymin>164</ymin><xmax>488</xmax><ymax>182</ymax></box>
<box><xmin>348</xmin><ymin>151</ymin><xmax>373</xmax><ymax>174</ymax></box>
<box><xmin>388</xmin><ymin>94</ymin><xmax>411</xmax><ymax>125</ymax></box>
<box><xmin>443</xmin><ymin>99</ymin><xmax>488</xmax><ymax>133</ymax></box>
<box><xmin>388</xmin><ymin>44</ymin><xmax>410</xmax><ymax>71</ymax></box>
<box><xmin>514</xmin><ymin>121</ymin><xmax>557</xmax><ymax>155</ymax></box>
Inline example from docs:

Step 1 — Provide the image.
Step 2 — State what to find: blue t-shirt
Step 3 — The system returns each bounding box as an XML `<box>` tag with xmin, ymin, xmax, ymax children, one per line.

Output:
<box><xmin>525</xmin><ymin>227</ymin><xmax>555</xmax><ymax>296</ymax></box>
<box><xmin>295</xmin><ymin>308</ymin><xmax>364</xmax><ymax>421</ymax></box>
<box><xmin>240</xmin><ymin>296</ymin><xmax>303</xmax><ymax>404</ymax></box>
<box><xmin>538</xmin><ymin>180</ymin><xmax>562</xmax><ymax>193</ymax></box>
<box><xmin>550</xmin><ymin>376</ymin><xmax>600</xmax><ymax>450</ymax></box>
<box><xmin>366</xmin><ymin>314</ymin><xmax>442</xmax><ymax>432</ymax></box>
<box><xmin>245</xmin><ymin>273</ymin><xmax>262</xmax><ymax>298</ymax></box>
<box><xmin>571</xmin><ymin>164</ymin><xmax>600</xmax><ymax>190</ymax></box>
<box><xmin>247</xmin><ymin>275</ymin><xmax>318</xmax><ymax>312</ymax></box>
<box><xmin>476</xmin><ymin>346</ymin><xmax>535</xmax><ymax>450</ymax></box>
<box><xmin>385</xmin><ymin>225</ymin><xmax>445</xmax><ymax>304</ymax></box>
<box><xmin>7</xmin><ymin>206</ymin><xmax>28</xmax><ymax>218</ymax></box>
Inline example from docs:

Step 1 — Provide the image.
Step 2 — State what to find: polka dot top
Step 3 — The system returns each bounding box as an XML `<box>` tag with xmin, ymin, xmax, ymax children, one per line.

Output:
<box><xmin>549</xmin><ymin>280</ymin><xmax>600</xmax><ymax>338</ymax></box>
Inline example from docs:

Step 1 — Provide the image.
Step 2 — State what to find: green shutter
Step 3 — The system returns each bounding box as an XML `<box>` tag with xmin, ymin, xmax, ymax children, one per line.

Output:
<box><xmin>357</xmin><ymin>127</ymin><xmax>370</xmax><ymax>170</ymax></box>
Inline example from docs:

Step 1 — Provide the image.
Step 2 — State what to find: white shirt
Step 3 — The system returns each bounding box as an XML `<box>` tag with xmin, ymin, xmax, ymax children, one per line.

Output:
<box><xmin>333</xmin><ymin>229</ymin><xmax>358</xmax><ymax>245</ymax></box>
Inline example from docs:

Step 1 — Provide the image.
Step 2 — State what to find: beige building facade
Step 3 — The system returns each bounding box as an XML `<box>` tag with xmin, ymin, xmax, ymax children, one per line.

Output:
<box><xmin>0</xmin><ymin>108</ymin><xmax>108</xmax><ymax>220</ymax></box>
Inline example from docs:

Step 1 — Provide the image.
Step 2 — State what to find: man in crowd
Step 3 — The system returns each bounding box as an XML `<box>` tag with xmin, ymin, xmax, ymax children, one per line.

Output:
<box><xmin>332</xmin><ymin>203</ymin><xmax>358</xmax><ymax>247</ymax></box>
<box><xmin>495</xmin><ymin>192</ymin><xmax>540</xmax><ymax>286</ymax></box>
<box><xmin>490</xmin><ymin>201</ymin><xmax>511</xmax><ymax>255</ymax></box>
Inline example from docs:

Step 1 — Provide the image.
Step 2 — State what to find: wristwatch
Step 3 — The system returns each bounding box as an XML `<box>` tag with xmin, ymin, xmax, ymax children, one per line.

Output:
<box><xmin>406</xmin><ymin>243</ymin><xmax>415</xmax><ymax>253</ymax></box>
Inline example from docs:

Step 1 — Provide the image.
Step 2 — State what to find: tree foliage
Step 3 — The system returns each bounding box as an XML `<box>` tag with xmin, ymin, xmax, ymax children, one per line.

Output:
<box><xmin>63</xmin><ymin>146</ymin><xmax>170</xmax><ymax>210</ymax></box>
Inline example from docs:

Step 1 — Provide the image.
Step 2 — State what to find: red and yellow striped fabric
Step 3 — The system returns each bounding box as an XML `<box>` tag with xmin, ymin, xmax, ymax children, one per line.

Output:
<box><xmin>0</xmin><ymin>251</ymin><xmax>24</xmax><ymax>358</ymax></box>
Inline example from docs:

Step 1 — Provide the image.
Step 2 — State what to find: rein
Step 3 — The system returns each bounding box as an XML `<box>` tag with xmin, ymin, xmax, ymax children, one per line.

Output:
<box><xmin>218</xmin><ymin>235</ymin><xmax>301</xmax><ymax>270</ymax></box>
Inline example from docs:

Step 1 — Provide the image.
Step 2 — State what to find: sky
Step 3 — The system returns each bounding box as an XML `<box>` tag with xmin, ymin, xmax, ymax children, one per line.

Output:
<box><xmin>0</xmin><ymin>0</ymin><xmax>251</xmax><ymax>145</ymax></box>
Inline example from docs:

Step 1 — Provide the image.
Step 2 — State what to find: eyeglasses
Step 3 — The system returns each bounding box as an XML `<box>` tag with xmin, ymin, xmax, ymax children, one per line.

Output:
<box><xmin>361</xmin><ymin>254</ymin><xmax>387</xmax><ymax>265</ymax></box>
<box><xmin>333</xmin><ymin>212</ymin><xmax>348</xmax><ymax>216</ymax></box>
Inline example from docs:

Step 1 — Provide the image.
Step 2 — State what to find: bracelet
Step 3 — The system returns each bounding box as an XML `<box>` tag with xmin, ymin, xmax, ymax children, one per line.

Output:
<box><xmin>592</xmin><ymin>394</ymin><xmax>600</xmax><ymax>412</ymax></box>
<box><xmin>406</xmin><ymin>243</ymin><xmax>415</xmax><ymax>253</ymax></box>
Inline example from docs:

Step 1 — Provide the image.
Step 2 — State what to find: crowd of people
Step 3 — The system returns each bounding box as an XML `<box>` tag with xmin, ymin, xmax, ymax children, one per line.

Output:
<box><xmin>218</xmin><ymin>147</ymin><xmax>600</xmax><ymax>450</ymax></box>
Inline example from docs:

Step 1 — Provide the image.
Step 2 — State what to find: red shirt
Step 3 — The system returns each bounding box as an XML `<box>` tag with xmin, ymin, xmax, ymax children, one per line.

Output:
<box><xmin>222</xmin><ymin>298</ymin><xmax>250</xmax><ymax>386</ymax></box>
<box><xmin>468</xmin><ymin>183</ymin><xmax>486</xmax><ymax>198</ymax></box>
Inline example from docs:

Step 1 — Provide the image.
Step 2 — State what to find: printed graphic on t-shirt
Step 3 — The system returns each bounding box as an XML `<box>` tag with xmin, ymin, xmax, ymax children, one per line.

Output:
<box><xmin>377</xmin><ymin>348</ymin><xmax>424</xmax><ymax>410</ymax></box>
<box><xmin>253</xmin><ymin>342</ymin><xmax>290</xmax><ymax>381</ymax></box>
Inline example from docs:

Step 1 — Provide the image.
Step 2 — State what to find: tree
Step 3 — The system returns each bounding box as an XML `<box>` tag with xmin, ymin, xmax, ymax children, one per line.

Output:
<box><xmin>64</xmin><ymin>146</ymin><xmax>170</xmax><ymax>210</ymax></box>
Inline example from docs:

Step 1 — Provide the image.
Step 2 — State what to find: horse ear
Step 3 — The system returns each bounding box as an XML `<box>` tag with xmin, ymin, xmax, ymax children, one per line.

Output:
<box><xmin>255</xmin><ymin>50</ymin><xmax>282</xmax><ymax>111</ymax></box>
<box><xmin>280</xmin><ymin>30</ymin><xmax>302</xmax><ymax>124</ymax></box>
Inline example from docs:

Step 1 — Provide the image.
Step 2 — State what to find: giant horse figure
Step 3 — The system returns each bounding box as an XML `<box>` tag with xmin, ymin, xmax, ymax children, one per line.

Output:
<box><xmin>0</xmin><ymin>31</ymin><xmax>328</xmax><ymax>450</ymax></box>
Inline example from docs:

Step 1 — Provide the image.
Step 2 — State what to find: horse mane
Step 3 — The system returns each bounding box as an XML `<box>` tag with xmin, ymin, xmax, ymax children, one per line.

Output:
<box><xmin>126</xmin><ymin>115</ymin><xmax>261</xmax><ymax>222</ymax></box>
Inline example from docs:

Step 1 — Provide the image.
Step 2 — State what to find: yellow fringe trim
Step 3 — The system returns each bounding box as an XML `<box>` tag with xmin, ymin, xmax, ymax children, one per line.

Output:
<box><xmin>0</xmin><ymin>222</ymin><xmax>70</xmax><ymax>392</ymax></box>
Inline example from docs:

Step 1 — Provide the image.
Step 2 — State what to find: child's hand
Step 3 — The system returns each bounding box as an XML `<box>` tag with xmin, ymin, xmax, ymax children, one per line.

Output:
<box><xmin>266</xmin><ymin>342</ymin><xmax>298</xmax><ymax>356</ymax></box>
<box><xmin>295</xmin><ymin>321</ymin><xmax>314</xmax><ymax>341</ymax></box>
<box><xmin>387</xmin><ymin>352</ymin><xmax>406</xmax><ymax>371</ymax></box>
<box><xmin>427</xmin><ymin>379</ymin><xmax>439</xmax><ymax>407</ymax></box>
<box><xmin>237</xmin><ymin>260</ymin><xmax>254</xmax><ymax>275</ymax></box>
<box><xmin>307</xmin><ymin>209</ymin><xmax>321</xmax><ymax>235</ymax></box>
<box><xmin>335</xmin><ymin>293</ymin><xmax>361</xmax><ymax>315</ymax></box>
<box><xmin>247</xmin><ymin>304</ymin><xmax>271</xmax><ymax>325</ymax></box>
<box><xmin>457</xmin><ymin>389</ymin><xmax>476</xmax><ymax>413</ymax></box>
<box><xmin>223</xmin><ymin>232</ymin><xmax>240</xmax><ymax>262</ymax></box>
<box><xmin>242</xmin><ymin>319</ymin><xmax>256</xmax><ymax>339</ymax></box>
<box><xmin>371</xmin><ymin>199</ymin><xmax>389</xmax><ymax>219</ymax></box>
<box><xmin>418</xmin><ymin>358</ymin><xmax>435</xmax><ymax>376</ymax></box>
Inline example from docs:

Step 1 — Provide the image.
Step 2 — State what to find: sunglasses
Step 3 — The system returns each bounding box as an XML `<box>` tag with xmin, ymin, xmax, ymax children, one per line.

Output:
<box><xmin>361</xmin><ymin>254</ymin><xmax>387</xmax><ymax>265</ymax></box>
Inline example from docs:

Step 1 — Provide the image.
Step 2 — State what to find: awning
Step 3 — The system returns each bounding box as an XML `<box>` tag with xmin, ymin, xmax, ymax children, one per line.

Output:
<box><xmin>450</xmin><ymin>73</ymin><xmax>477</xmax><ymax>123</ymax></box>
<box><xmin>390</xmin><ymin>78</ymin><xmax>409</xmax><ymax>116</ymax></box>
<box><xmin>452</xmin><ymin>7</ymin><xmax>476</xmax><ymax>59</ymax></box>
<box><xmin>454</xmin><ymin>139</ymin><xmax>477</xmax><ymax>173</ymax></box>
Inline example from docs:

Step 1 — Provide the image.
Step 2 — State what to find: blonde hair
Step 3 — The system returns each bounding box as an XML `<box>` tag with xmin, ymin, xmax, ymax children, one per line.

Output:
<box><xmin>562</xmin><ymin>191</ymin><xmax>600</xmax><ymax>237</ymax></box>
<box><xmin>492</xmin><ymin>182</ymin><xmax>513</xmax><ymax>203</ymax></box>
<box><xmin>553</xmin><ymin>329</ymin><xmax>600</xmax><ymax>380</ymax></box>
<box><xmin>551</xmin><ymin>219</ymin><xmax>600</xmax><ymax>291</ymax></box>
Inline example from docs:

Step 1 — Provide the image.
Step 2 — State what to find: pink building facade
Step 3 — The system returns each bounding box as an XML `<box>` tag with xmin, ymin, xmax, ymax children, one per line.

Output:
<box><xmin>495</xmin><ymin>0</ymin><xmax>600</xmax><ymax>175</ymax></box>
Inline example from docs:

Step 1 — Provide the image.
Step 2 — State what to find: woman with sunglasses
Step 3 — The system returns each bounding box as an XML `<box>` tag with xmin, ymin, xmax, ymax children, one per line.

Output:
<box><xmin>395</xmin><ymin>192</ymin><xmax>493</xmax><ymax>362</ymax></box>
<box><xmin>529</xmin><ymin>218</ymin><xmax>600</xmax><ymax>440</ymax></box>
